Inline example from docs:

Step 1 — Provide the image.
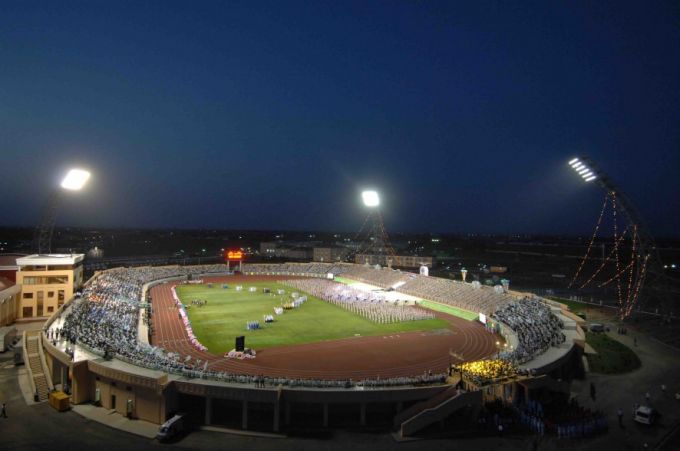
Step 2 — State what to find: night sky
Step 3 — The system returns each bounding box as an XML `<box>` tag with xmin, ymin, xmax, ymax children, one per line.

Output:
<box><xmin>2</xmin><ymin>1</ymin><xmax>679</xmax><ymax>236</ymax></box>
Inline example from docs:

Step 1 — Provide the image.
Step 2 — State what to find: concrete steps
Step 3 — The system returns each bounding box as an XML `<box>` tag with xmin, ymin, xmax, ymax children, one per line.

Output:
<box><xmin>25</xmin><ymin>332</ymin><xmax>51</xmax><ymax>402</ymax></box>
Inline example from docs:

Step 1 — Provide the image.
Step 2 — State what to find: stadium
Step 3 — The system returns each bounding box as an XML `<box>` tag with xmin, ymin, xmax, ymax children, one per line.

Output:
<box><xmin>35</xmin><ymin>258</ymin><xmax>582</xmax><ymax>436</ymax></box>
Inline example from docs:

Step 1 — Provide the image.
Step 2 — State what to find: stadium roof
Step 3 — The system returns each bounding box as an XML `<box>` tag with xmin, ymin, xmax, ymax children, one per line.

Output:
<box><xmin>16</xmin><ymin>254</ymin><xmax>85</xmax><ymax>266</ymax></box>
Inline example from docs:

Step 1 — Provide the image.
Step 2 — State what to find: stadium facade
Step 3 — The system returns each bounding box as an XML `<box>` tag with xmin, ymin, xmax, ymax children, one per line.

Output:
<box><xmin>18</xmin><ymin>261</ymin><xmax>583</xmax><ymax>435</ymax></box>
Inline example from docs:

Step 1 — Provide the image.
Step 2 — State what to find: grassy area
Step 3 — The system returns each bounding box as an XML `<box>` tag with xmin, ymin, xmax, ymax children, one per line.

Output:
<box><xmin>177</xmin><ymin>281</ymin><xmax>448</xmax><ymax>353</ymax></box>
<box><xmin>585</xmin><ymin>332</ymin><xmax>641</xmax><ymax>374</ymax></box>
<box><xmin>547</xmin><ymin>296</ymin><xmax>591</xmax><ymax>317</ymax></box>
<box><xmin>333</xmin><ymin>276</ymin><xmax>360</xmax><ymax>285</ymax></box>
<box><xmin>418</xmin><ymin>299</ymin><xmax>479</xmax><ymax>321</ymax></box>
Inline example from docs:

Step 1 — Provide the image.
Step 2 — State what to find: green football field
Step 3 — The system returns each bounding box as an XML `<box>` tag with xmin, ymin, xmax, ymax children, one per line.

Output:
<box><xmin>177</xmin><ymin>281</ymin><xmax>448</xmax><ymax>353</ymax></box>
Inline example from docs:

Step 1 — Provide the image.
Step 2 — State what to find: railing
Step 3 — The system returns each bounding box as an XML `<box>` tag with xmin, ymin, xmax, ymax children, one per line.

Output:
<box><xmin>36</xmin><ymin>332</ymin><xmax>54</xmax><ymax>391</ymax></box>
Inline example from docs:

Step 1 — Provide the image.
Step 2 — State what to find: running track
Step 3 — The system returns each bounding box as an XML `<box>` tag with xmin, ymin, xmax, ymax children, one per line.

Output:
<box><xmin>150</xmin><ymin>276</ymin><xmax>499</xmax><ymax>380</ymax></box>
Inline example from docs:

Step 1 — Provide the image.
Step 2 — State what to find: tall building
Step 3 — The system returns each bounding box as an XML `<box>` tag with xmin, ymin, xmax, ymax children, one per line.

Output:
<box><xmin>15</xmin><ymin>254</ymin><xmax>84</xmax><ymax>318</ymax></box>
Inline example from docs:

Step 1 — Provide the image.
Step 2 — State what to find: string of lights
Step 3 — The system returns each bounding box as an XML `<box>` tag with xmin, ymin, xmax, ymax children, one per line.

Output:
<box><xmin>624</xmin><ymin>225</ymin><xmax>638</xmax><ymax>309</ymax></box>
<box><xmin>578</xmin><ymin>222</ymin><xmax>630</xmax><ymax>290</ymax></box>
<box><xmin>625</xmin><ymin>254</ymin><xmax>649</xmax><ymax>318</ymax></box>
<box><xmin>598</xmin><ymin>259</ymin><xmax>634</xmax><ymax>288</ymax></box>
<box><xmin>611</xmin><ymin>192</ymin><xmax>624</xmax><ymax>310</ymax></box>
<box><xmin>568</xmin><ymin>157</ymin><xmax>655</xmax><ymax>320</ymax></box>
<box><xmin>569</xmin><ymin>193</ymin><xmax>609</xmax><ymax>288</ymax></box>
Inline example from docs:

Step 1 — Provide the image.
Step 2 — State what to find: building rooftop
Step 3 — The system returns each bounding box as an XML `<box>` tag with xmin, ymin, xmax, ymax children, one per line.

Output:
<box><xmin>0</xmin><ymin>254</ymin><xmax>26</xmax><ymax>268</ymax></box>
<box><xmin>16</xmin><ymin>254</ymin><xmax>85</xmax><ymax>266</ymax></box>
<box><xmin>0</xmin><ymin>276</ymin><xmax>15</xmax><ymax>291</ymax></box>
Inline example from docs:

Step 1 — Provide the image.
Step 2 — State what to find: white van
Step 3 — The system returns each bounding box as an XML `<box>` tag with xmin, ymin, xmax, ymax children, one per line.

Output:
<box><xmin>156</xmin><ymin>413</ymin><xmax>186</xmax><ymax>441</ymax></box>
<box><xmin>633</xmin><ymin>405</ymin><xmax>655</xmax><ymax>425</ymax></box>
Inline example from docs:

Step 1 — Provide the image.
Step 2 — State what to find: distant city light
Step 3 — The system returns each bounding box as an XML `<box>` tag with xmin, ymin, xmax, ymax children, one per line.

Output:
<box><xmin>362</xmin><ymin>190</ymin><xmax>380</xmax><ymax>207</ymax></box>
<box><xmin>61</xmin><ymin>169</ymin><xmax>91</xmax><ymax>191</ymax></box>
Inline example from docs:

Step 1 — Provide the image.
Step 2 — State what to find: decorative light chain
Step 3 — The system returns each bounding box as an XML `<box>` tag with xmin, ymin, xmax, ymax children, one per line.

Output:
<box><xmin>569</xmin><ymin>193</ymin><xmax>609</xmax><ymax>288</ymax></box>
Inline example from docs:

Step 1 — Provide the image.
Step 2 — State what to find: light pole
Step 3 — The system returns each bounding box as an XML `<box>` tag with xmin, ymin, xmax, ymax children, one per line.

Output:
<box><xmin>355</xmin><ymin>190</ymin><xmax>395</xmax><ymax>266</ymax></box>
<box><xmin>35</xmin><ymin>168</ymin><xmax>91</xmax><ymax>254</ymax></box>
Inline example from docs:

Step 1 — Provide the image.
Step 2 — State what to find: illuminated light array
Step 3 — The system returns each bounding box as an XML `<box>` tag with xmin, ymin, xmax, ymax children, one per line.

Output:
<box><xmin>61</xmin><ymin>168</ymin><xmax>91</xmax><ymax>191</ymax></box>
<box><xmin>569</xmin><ymin>194</ymin><xmax>610</xmax><ymax>288</ymax></box>
<box><xmin>568</xmin><ymin>158</ymin><xmax>598</xmax><ymax>182</ymax></box>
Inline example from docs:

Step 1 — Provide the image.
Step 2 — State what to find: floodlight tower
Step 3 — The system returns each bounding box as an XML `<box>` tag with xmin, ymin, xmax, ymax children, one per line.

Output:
<box><xmin>567</xmin><ymin>156</ymin><xmax>675</xmax><ymax>318</ymax></box>
<box><xmin>34</xmin><ymin>168</ymin><xmax>91</xmax><ymax>255</ymax></box>
<box><xmin>354</xmin><ymin>190</ymin><xmax>395</xmax><ymax>265</ymax></box>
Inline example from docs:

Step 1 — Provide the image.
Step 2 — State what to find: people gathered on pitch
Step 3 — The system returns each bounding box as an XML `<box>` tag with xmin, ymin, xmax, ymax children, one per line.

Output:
<box><xmin>281</xmin><ymin>278</ymin><xmax>435</xmax><ymax>323</ymax></box>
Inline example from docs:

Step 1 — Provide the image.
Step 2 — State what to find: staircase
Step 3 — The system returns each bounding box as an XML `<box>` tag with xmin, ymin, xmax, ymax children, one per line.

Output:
<box><xmin>394</xmin><ymin>387</ymin><xmax>483</xmax><ymax>437</ymax></box>
<box><xmin>25</xmin><ymin>331</ymin><xmax>52</xmax><ymax>402</ymax></box>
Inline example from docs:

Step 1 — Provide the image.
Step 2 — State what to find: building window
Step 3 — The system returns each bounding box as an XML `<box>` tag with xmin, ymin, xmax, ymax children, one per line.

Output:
<box><xmin>23</xmin><ymin>293</ymin><xmax>34</xmax><ymax>299</ymax></box>
<box><xmin>47</xmin><ymin>306</ymin><xmax>54</xmax><ymax>313</ymax></box>
<box><xmin>48</xmin><ymin>291</ymin><xmax>55</xmax><ymax>297</ymax></box>
<box><xmin>58</xmin><ymin>290</ymin><xmax>65</xmax><ymax>301</ymax></box>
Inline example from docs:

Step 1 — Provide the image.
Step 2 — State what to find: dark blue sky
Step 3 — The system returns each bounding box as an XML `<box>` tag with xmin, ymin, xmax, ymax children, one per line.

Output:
<box><xmin>2</xmin><ymin>1</ymin><xmax>679</xmax><ymax>236</ymax></box>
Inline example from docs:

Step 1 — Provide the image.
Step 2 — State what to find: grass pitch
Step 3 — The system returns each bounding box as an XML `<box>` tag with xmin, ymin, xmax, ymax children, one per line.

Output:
<box><xmin>418</xmin><ymin>300</ymin><xmax>479</xmax><ymax>321</ymax></box>
<box><xmin>178</xmin><ymin>281</ymin><xmax>448</xmax><ymax>353</ymax></box>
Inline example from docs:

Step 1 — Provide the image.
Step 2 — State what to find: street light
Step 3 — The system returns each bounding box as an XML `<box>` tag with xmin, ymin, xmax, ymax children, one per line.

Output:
<box><xmin>35</xmin><ymin>168</ymin><xmax>92</xmax><ymax>254</ymax></box>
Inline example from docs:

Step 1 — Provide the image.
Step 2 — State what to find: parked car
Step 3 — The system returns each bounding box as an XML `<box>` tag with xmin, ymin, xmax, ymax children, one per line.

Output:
<box><xmin>633</xmin><ymin>405</ymin><xmax>656</xmax><ymax>425</ymax></box>
<box><xmin>156</xmin><ymin>413</ymin><xmax>188</xmax><ymax>442</ymax></box>
<box><xmin>589</xmin><ymin>323</ymin><xmax>605</xmax><ymax>333</ymax></box>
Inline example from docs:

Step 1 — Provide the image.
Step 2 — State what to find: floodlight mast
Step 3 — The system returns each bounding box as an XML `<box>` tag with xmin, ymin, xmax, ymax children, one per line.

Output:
<box><xmin>34</xmin><ymin>168</ymin><xmax>91</xmax><ymax>254</ymax></box>
<box><xmin>567</xmin><ymin>156</ymin><xmax>674</xmax><ymax>316</ymax></box>
<box><xmin>569</xmin><ymin>156</ymin><xmax>656</xmax><ymax>259</ymax></box>
<box><xmin>353</xmin><ymin>190</ymin><xmax>395</xmax><ymax>264</ymax></box>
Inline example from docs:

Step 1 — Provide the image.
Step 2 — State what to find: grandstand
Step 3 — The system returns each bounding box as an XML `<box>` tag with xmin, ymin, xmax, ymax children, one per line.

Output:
<box><xmin>38</xmin><ymin>261</ymin><xmax>578</xmax><ymax>433</ymax></box>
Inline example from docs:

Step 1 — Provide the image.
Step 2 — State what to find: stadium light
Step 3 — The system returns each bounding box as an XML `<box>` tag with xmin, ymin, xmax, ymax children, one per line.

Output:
<box><xmin>362</xmin><ymin>190</ymin><xmax>380</xmax><ymax>208</ymax></box>
<box><xmin>61</xmin><ymin>169</ymin><xmax>91</xmax><ymax>191</ymax></box>
<box><xmin>568</xmin><ymin>158</ymin><xmax>597</xmax><ymax>183</ymax></box>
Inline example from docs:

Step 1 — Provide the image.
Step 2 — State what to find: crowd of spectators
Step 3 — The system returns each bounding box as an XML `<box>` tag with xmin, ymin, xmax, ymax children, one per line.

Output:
<box><xmin>282</xmin><ymin>278</ymin><xmax>434</xmax><ymax>323</ymax></box>
<box><xmin>492</xmin><ymin>297</ymin><xmax>566</xmax><ymax>364</ymax></box>
<box><xmin>241</xmin><ymin>262</ymin><xmax>348</xmax><ymax>276</ymax></box>
<box><xmin>51</xmin><ymin>264</ymin><xmax>448</xmax><ymax>388</ymax></box>
<box><xmin>49</xmin><ymin>262</ymin><xmax>569</xmax><ymax>389</ymax></box>
<box><xmin>397</xmin><ymin>275</ymin><xmax>517</xmax><ymax>315</ymax></box>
